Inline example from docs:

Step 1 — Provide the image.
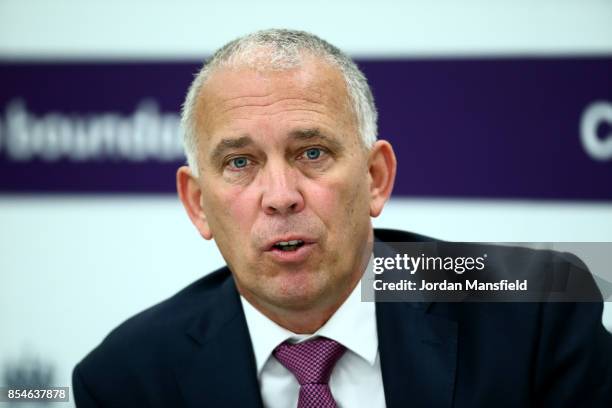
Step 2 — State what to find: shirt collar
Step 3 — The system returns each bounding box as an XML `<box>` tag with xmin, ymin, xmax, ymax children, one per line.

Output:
<box><xmin>240</xmin><ymin>277</ymin><xmax>378</xmax><ymax>375</ymax></box>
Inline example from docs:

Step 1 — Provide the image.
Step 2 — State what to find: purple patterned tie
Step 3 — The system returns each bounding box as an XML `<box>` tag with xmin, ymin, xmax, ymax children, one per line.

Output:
<box><xmin>273</xmin><ymin>337</ymin><xmax>347</xmax><ymax>408</ymax></box>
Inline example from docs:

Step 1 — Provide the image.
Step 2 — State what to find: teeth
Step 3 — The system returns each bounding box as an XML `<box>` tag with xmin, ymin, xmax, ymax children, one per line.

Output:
<box><xmin>276</xmin><ymin>240</ymin><xmax>303</xmax><ymax>246</ymax></box>
<box><xmin>274</xmin><ymin>239</ymin><xmax>304</xmax><ymax>251</ymax></box>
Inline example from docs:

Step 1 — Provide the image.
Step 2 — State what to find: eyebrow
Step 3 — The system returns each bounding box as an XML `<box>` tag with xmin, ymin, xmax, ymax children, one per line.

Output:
<box><xmin>209</xmin><ymin>135</ymin><xmax>254</xmax><ymax>164</ymax></box>
<box><xmin>289</xmin><ymin>128</ymin><xmax>344</xmax><ymax>152</ymax></box>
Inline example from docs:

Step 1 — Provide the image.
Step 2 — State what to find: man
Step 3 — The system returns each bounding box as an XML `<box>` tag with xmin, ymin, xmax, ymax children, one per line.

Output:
<box><xmin>73</xmin><ymin>29</ymin><xmax>612</xmax><ymax>407</ymax></box>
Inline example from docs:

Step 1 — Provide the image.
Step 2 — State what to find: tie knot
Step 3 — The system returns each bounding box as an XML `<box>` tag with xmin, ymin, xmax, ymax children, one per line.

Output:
<box><xmin>273</xmin><ymin>337</ymin><xmax>347</xmax><ymax>385</ymax></box>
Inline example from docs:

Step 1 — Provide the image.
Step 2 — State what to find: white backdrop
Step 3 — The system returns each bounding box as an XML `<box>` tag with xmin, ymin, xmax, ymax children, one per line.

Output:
<box><xmin>1</xmin><ymin>1</ymin><xmax>612</xmax><ymax>406</ymax></box>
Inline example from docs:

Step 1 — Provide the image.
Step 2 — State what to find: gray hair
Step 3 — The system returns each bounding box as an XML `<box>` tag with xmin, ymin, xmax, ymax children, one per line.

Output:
<box><xmin>180</xmin><ymin>29</ymin><xmax>378</xmax><ymax>176</ymax></box>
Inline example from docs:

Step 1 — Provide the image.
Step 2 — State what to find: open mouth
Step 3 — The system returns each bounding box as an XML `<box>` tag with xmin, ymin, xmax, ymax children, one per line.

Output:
<box><xmin>272</xmin><ymin>240</ymin><xmax>305</xmax><ymax>252</ymax></box>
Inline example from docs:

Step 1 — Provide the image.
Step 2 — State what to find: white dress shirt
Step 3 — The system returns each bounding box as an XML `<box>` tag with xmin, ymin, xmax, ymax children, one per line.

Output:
<box><xmin>240</xmin><ymin>280</ymin><xmax>387</xmax><ymax>408</ymax></box>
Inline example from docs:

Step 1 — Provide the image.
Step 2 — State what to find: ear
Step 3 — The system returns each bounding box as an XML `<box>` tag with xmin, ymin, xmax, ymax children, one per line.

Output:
<box><xmin>176</xmin><ymin>166</ymin><xmax>213</xmax><ymax>240</ymax></box>
<box><xmin>367</xmin><ymin>140</ymin><xmax>397</xmax><ymax>217</ymax></box>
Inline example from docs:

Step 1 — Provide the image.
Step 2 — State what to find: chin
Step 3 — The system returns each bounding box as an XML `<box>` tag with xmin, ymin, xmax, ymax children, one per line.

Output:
<box><xmin>269</xmin><ymin>277</ymin><xmax>329</xmax><ymax>310</ymax></box>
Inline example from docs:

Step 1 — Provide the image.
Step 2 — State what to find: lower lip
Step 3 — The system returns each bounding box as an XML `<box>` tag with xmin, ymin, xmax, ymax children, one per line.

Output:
<box><xmin>265</xmin><ymin>243</ymin><xmax>316</xmax><ymax>263</ymax></box>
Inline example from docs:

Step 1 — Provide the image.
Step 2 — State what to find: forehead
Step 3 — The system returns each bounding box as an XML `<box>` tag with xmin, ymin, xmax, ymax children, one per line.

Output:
<box><xmin>194</xmin><ymin>57</ymin><xmax>356</xmax><ymax>142</ymax></box>
<box><xmin>203</xmin><ymin>55</ymin><xmax>349</xmax><ymax>104</ymax></box>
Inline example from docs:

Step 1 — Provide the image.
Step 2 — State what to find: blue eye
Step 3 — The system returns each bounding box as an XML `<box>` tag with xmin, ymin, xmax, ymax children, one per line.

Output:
<box><xmin>304</xmin><ymin>148</ymin><xmax>322</xmax><ymax>160</ymax></box>
<box><xmin>230</xmin><ymin>157</ymin><xmax>249</xmax><ymax>168</ymax></box>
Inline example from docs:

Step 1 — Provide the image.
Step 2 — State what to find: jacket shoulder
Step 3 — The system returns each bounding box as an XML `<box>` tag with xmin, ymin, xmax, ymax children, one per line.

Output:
<box><xmin>101</xmin><ymin>266</ymin><xmax>231</xmax><ymax>346</ymax></box>
<box><xmin>73</xmin><ymin>266</ymin><xmax>233</xmax><ymax>405</ymax></box>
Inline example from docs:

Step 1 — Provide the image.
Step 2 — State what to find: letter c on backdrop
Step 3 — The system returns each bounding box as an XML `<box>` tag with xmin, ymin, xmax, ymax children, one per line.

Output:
<box><xmin>580</xmin><ymin>101</ymin><xmax>612</xmax><ymax>161</ymax></box>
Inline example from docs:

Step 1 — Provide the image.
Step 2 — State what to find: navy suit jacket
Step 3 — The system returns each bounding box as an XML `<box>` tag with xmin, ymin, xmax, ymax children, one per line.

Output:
<box><xmin>73</xmin><ymin>229</ymin><xmax>612</xmax><ymax>407</ymax></box>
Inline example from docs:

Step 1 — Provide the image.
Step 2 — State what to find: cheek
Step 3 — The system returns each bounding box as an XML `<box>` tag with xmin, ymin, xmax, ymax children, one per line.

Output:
<box><xmin>204</xmin><ymin>183</ymin><xmax>259</xmax><ymax>238</ymax></box>
<box><xmin>305</xmin><ymin>182</ymin><xmax>337</xmax><ymax>219</ymax></box>
<box><xmin>228</xmin><ymin>189</ymin><xmax>257</xmax><ymax>223</ymax></box>
<box><xmin>305</xmin><ymin>169</ymin><xmax>370</xmax><ymax>232</ymax></box>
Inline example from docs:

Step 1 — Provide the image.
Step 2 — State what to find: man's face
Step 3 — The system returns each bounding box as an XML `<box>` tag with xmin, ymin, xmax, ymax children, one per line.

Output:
<box><xmin>184</xmin><ymin>57</ymin><xmax>382</xmax><ymax>317</ymax></box>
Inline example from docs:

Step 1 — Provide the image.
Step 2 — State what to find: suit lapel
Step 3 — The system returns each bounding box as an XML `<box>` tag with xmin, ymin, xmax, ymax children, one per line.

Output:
<box><xmin>376</xmin><ymin>302</ymin><xmax>458</xmax><ymax>408</ymax></box>
<box><xmin>374</xmin><ymin>232</ymin><xmax>458</xmax><ymax>408</ymax></box>
<box><xmin>174</xmin><ymin>273</ymin><xmax>264</xmax><ymax>408</ymax></box>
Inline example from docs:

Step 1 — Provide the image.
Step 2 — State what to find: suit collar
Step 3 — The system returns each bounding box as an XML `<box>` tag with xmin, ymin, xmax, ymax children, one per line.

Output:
<box><xmin>372</xmin><ymin>230</ymin><xmax>433</xmax><ymax>312</ymax></box>
<box><xmin>175</xmin><ymin>272</ymin><xmax>264</xmax><ymax>408</ymax></box>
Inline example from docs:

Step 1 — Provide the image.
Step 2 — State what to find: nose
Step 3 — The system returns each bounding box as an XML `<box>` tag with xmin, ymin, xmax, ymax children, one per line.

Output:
<box><xmin>260</xmin><ymin>161</ymin><xmax>305</xmax><ymax>216</ymax></box>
